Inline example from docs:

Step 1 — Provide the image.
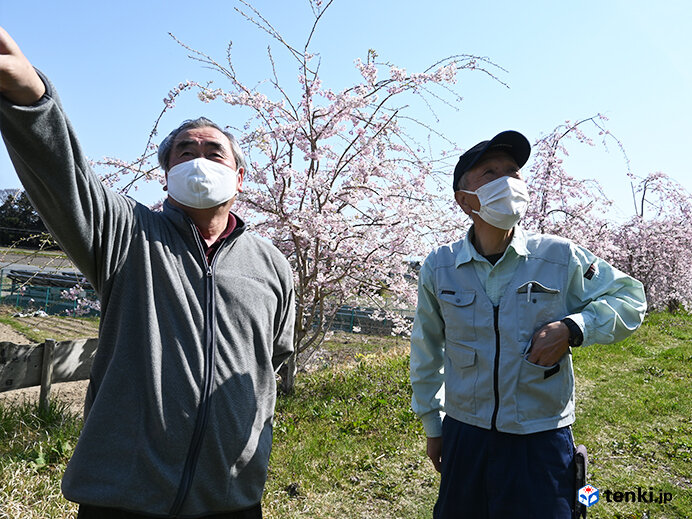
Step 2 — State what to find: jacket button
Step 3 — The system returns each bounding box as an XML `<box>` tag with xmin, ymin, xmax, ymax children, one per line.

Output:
<box><xmin>456</xmin><ymin>298</ymin><xmax>461</xmax><ymax>303</ymax></box>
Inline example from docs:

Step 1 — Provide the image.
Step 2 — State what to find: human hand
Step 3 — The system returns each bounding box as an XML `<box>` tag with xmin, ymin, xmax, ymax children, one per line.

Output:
<box><xmin>0</xmin><ymin>27</ymin><xmax>45</xmax><ymax>105</ymax></box>
<box><xmin>427</xmin><ymin>436</ymin><xmax>443</xmax><ymax>473</ymax></box>
<box><xmin>527</xmin><ymin>320</ymin><xmax>570</xmax><ymax>366</ymax></box>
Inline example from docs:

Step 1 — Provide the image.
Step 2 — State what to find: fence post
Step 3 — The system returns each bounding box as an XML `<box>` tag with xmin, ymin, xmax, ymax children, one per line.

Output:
<box><xmin>39</xmin><ymin>339</ymin><xmax>56</xmax><ymax>413</ymax></box>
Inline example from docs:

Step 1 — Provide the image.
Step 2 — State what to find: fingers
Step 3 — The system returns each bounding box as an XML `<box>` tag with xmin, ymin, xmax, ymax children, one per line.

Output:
<box><xmin>426</xmin><ymin>436</ymin><xmax>443</xmax><ymax>473</ymax></box>
<box><xmin>0</xmin><ymin>26</ymin><xmax>21</xmax><ymax>53</ymax></box>
<box><xmin>527</xmin><ymin>321</ymin><xmax>570</xmax><ymax>366</ymax></box>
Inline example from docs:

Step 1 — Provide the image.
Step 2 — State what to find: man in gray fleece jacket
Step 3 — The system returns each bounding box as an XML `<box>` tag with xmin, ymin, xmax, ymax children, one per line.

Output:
<box><xmin>0</xmin><ymin>27</ymin><xmax>294</xmax><ymax>518</ymax></box>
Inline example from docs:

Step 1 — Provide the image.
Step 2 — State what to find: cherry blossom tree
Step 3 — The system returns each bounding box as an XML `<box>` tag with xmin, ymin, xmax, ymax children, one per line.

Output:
<box><xmin>522</xmin><ymin>115</ymin><xmax>619</xmax><ymax>257</ymax></box>
<box><xmin>43</xmin><ymin>1</ymin><xmax>691</xmax><ymax>392</ymax></box>
<box><xmin>523</xmin><ymin>118</ymin><xmax>692</xmax><ymax>312</ymax></box>
<box><xmin>30</xmin><ymin>0</ymin><xmax>497</xmax><ymax>386</ymax></box>
<box><xmin>167</xmin><ymin>0</ymin><xmax>508</xmax><ymax>391</ymax></box>
<box><xmin>610</xmin><ymin>172</ymin><xmax>692</xmax><ymax>311</ymax></box>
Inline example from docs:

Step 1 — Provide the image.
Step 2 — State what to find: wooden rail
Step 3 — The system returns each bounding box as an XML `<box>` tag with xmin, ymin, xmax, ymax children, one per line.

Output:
<box><xmin>0</xmin><ymin>338</ymin><xmax>97</xmax><ymax>411</ymax></box>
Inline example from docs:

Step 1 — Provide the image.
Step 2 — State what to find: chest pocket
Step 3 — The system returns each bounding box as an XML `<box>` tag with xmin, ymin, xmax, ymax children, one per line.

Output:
<box><xmin>438</xmin><ymin>290</ymin><xmax>476</xmax><ymax>342</ymax></box>
<box><xmin>515</xmin><ymin>281</ymin><xmax>562</xmax><ymax>344</ymax></box>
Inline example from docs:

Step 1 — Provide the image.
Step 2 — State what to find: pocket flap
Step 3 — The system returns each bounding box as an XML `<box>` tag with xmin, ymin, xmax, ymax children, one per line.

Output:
<box><xmin>447</xmin><ymin>341</ymin><xmax>476</xmax><ymax>367</ymax></box>
<box><xmin>516</xmin><ymin>281</ymin><xmax>560</xmax><ymax>294</ymax></box>
<box><xmin>439</xmin><ymin>290</ymin><xmax>475</xmax><ymax>307</ymax></box>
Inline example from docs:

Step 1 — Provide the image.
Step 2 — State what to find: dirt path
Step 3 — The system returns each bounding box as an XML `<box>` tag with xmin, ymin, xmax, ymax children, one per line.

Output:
<box><xmin>0</xmin><ymin>379</ymin><xmax>88</xmax><ymax>416</ymax></box>
<box><xmin>0</xmin><ymin>321</ymin><xmax>28</xmax><ymax>344</ymax></box>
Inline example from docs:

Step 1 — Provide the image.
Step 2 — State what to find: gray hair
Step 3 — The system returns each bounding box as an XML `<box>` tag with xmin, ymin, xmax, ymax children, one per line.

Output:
<box><xmin>456</xmin><ymin>173</ymin><xmax>467</xmax><ymax>192</ymax></box>
<box><xmin>158</xmin><ymin>117</ymin><xmax>247</xmax><ymax>173</ymax></box>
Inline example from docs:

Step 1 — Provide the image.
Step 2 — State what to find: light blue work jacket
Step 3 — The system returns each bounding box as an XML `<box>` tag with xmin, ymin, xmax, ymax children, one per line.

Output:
<box><xmin>410</xmin><ymin>226</ymin><xmax>646</xmax><ymax>437</ymax></box>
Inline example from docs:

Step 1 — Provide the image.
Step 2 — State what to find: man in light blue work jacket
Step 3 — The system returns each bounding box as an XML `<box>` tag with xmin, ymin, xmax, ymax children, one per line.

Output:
<box><xmin>410</xmin><ymin>130</ymin><xmax>647</xmax><ymax>519</ymax></box>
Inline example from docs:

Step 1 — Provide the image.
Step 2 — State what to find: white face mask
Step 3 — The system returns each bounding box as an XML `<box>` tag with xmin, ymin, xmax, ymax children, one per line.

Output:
<box><xmin>461</xmin><ymin>176</ymin><xmax>530</xmax><ymax>230</ymax></box>
<box><xmin>167</xmin><ymin>158</ymin><xmax>239</xmax><ymax>209</ymax></box>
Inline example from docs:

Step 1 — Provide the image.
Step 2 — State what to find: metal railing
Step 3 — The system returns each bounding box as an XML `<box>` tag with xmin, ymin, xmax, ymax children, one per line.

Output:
<box><xmin>326</xmin><ymin>305</ymin><xmax>415</xmax><ymax>335</ymax></box>
<box><xmin>0</xmin><ymin>268</ymin><xmax>98</xmax><ymax>316</ymax></box>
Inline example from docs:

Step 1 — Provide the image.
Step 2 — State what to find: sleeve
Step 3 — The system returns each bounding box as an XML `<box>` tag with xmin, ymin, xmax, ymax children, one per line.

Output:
<box><xmin>0</xmin><ymin>70</ymin><xmax>135</xmax><ymax>294</ymax></box>
<box><xmin>271</xmin><ymin>258</ymin><xmax>295</xmax><ymax>371</ymax></box>
<box><xmin>563</xmin><ymin>242</ymin><xmax>647</xmax><ymax>347</ymax></box>
<box><xmin>410</xmin><ymin>257</ymin><xmax>446</xmax><ymax>438</ymax></box>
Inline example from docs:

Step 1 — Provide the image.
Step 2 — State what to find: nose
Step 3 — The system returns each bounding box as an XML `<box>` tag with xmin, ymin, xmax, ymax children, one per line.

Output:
<box><xmin>188</xmin><ymin>173</ymin><xmax>209</xmax><ymax>192</ymax></box>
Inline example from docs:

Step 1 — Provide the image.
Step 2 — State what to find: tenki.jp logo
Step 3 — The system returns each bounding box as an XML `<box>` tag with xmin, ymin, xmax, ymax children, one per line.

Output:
<box><xmin>578</xmin><ymin>485</ymin><xmax>599</xmax><ymax>507</ymax></box>
<box><xmin>578</xmin><ymin>485</ymin><xmax>673</xmax><ymax>508</ymax></box>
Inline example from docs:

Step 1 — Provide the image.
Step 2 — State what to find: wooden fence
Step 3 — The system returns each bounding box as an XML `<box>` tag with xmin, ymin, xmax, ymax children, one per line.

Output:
<box><xmin>0</xmin><ymin>338</ymin><xmax>97</xmax><ymax>411</ymax></box>
<box><xmin>0</xmin><ymin>305</ymin><xmax>413</xmax><ymax>412</ymax></box>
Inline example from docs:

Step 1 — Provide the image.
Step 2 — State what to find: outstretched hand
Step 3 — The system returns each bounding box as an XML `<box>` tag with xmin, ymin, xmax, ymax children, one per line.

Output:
<box><xmin>0</xmin><ymin>27</ymin><xmax>45</xmax><ymax>105</ymax></box>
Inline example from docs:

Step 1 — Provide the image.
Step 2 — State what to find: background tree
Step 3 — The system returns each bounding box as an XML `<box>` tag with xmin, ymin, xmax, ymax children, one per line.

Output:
<box><xmin>523</xmin><ymin>119</ymin><xmax>692</xmax><ymax>312</ymax></box>
<box><xmin>0</xmin><ymin>190</ymin><xmax>56</xmax><ymax>249</ymax></box>
<box><xmin>59</xmin><ymin>0</ymin><xmax>692</xmax><ymax>392</ymax></box>
<box><xmin>522</xmin><ymin>115</ymin><xmax>624</xmax><ymax>265</ymax></box>
<box><xmin>609</xmin><ymin>172</ymin><xmax>692</xmax><ymax>311</ymax></box>
<box><xmin>155</xmin><ymin>0</ymin><xmax>505</xmax><ymax>391</ymax></box>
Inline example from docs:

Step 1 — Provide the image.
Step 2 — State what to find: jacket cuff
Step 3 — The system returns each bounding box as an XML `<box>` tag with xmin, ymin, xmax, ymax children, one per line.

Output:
<box><xmin>421</xmin><ymin>411</ymin><xmax>444</xmax><ymax>438</ymax></box>
<box><xmin>564</xmin><ymin>313</ymin><xmax>588</xmax><ymax>346</ymax></box>
<box><xmin>0</xmin><ymin>67</ymin><xmax>52</xmax><ymax>108</ymax></box>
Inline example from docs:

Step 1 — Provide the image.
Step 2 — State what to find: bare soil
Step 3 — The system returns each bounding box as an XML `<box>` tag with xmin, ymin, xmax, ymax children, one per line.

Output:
<box><xmin>0</xmin><ymin>321</ymin><xmax>27</xmax><ymax>344</ymax></box>
<box><xmin>0</xmin><ymin>379</ymin><xmax>89</xmax><ymax>416</ymax></box>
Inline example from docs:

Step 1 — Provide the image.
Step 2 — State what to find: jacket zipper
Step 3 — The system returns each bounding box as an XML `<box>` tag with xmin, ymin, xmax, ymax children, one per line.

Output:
<box><xmin>169</xmin><ymin>229</ymin><xmax>220</xmax><ymax>516</ymax></box>
<box><xmin>490</xmin><ymin>305</ymin><xmax>500</xmax><ymax>430</ymax></box>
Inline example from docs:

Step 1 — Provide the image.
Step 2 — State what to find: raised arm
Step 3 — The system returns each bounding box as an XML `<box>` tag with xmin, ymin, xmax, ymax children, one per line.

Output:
<box><xmin>0</xmin><ymin>27</ymin><xmax>135</xmax><ymax>293</ymax></box>
<box><xmin>0</xmin><ymin>27</ymin><xmax>45</xmax><ymax>105</ymax></box>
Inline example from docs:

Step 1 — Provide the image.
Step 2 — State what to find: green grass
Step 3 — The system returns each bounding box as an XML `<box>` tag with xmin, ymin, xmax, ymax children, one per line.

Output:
<box><xmin>0</xmin><ymin>246</ymin><xmax>67</xmax><ymax>258</ymax></box>
<box><xmin>571</xmin><ymin>312</ymin><xmax>692</xmax><ymax>519</ymax></box>
<box><xmin>265</xmin><ymin>342</ymin><xmax>437</xmax><ymax>518</ymax></box>
<box><xmin>0</xmin><ymin>312</ymin><xmax>690</xmax><ymax>518</ymax></box>
<box><xmin>0</xmin><ymin>400</ymin><xmax>82</xmax><ymax>518</ymax></box>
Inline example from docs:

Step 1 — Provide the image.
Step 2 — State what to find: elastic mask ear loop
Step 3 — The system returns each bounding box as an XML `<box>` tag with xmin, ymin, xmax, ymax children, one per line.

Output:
<box><xmin>459</xmin><ymin>189</ymin><xmax>481</xmax><ymax>218</ymax></box>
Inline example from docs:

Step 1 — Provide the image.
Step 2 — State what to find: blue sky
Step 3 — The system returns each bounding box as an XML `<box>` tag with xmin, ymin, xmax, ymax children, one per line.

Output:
<box><xmin>1</xmin><ymin>0</ymin><xmax>690</xmax><ymax>220</ymax></box>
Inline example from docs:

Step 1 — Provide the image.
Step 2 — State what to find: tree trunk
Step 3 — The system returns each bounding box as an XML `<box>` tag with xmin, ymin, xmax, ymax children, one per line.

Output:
<box><xmin>279</xmin><ymin>351</ymin><xmax>297</xmax><ymax>394</ymax></box>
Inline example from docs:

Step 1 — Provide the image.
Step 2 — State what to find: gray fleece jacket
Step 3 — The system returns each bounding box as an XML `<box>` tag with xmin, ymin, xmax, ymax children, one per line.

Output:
<box><xmin>0</xmin><ymin>71</ymin><xmax>295</xmax><ymax>517</ymax></box>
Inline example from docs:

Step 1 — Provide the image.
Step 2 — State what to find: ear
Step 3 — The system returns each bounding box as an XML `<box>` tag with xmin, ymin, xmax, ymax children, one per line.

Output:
<box><xmin>236</xmin><ymin>167</ymin><xmax>245</xmax><ymax>193</ymax></box>
<box><xmin>455</xmin><ymin>190</ymin><xmax>476</xmax><ymax>216</ymax></box>
<box><xmin>163</xmin><ymin>172</ymin><xmax>168</xmax><ymax>191</ymax></box>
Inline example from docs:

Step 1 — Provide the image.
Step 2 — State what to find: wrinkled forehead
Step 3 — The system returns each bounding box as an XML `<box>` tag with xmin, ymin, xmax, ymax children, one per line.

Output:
<box><xmin>173</xmin><ymin>127</ymin><xmax>232</xmax><ymax>150</ymax></box>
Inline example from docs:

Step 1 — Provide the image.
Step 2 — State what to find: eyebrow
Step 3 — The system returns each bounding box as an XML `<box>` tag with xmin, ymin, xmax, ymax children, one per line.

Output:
<box><xmin>173</xmin><ymin>139</ymin><xmax>227</xmax><ymax>152</ymax></box>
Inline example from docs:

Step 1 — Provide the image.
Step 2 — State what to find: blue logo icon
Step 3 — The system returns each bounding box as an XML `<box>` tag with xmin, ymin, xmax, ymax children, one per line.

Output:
<box><xmin>578</xmin><ymin>485</ymin><xmax>600</xmax><ymax>507</ymax></box>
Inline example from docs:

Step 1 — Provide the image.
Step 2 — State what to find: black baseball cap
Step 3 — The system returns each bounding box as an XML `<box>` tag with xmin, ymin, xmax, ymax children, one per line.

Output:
<box><xmin>452</xmin><ymin>130</ymin><xmax>531</xmax><ymax>191</ymax></box>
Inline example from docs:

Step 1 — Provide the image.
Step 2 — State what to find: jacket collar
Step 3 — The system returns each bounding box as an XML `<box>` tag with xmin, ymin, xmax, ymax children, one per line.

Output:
<box><xmin>455</xmin><ymin>225</ymin><xmax>530</xmax><ymax>268</ymax></box>
<box><xmin>161</xmin><ymin>199</ymin><xmax>247</xmax><ymax>239</ymax></box>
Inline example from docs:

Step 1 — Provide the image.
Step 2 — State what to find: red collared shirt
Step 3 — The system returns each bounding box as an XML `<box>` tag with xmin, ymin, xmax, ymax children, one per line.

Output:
<box><xmin>196</xmin><ymin>213</ymin><xmax>237</xmax><ymax>264</ymax></box>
